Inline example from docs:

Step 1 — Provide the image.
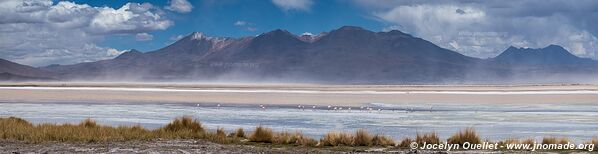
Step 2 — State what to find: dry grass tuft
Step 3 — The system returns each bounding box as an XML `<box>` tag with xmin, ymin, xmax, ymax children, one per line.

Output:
<box><xmin>248</xmin><ymin>125</ymin><xmax>274</xmax><ymax>143</ymax></box>
<box><xmin>294</xmin><ymin>133</ymin><xmax>318</xmax><ymax>146</ymax></box>
<box><xmin>79</xmin><ymin>118</ymin><xmax>98</xmax><ymax>128</ymax></box>
<box><xmin>273</xmin><ymin>131</ymin><xmax>293</xmax><ymax>144</ymax></box>
<box><xmin>447</xmin><ymin>127</ymin><xmax>481</xmax><ymax>145</ymax></box>
<box><xmin>272</xmin><ymin>131</ymin><xmax>315</xmax><ymax>145</ymax></box>
<box><xmin>521</xmin><ymin>138</ymin><xmax>535</xmax><ymax>145</ymax></box>
<box><xmin>372</xmin><ymin>134</ymin><xmax>396</xmax><ymax>146</ymax></box>
<box><xmin>4</xmin><ymin>116</ymin><xmax>593</xmax><ymax>149</ymax></box>
<box><xmin>588</xmin><ymin>137</ymin><xmax>598</xmax><ymax>146</ymax></box>
<box><xmin>236</xmin><ymin>128</ymin><xmax>246</xmax><ymax>138</ymax></box>
<box><xmin>353</xmin><ymin>129</ymin><xmax>373</xmax><ymax>146</ymax></box>
<box><xmin>320</xmin><ymin>130</ymin><xmax>395</xmax><ymax>147</ymax></box>
<box><xmin>541</xmin><ymin>137</ymin><xmax>569</xmax><ymax>144</ymax></box>
<box><xmin>1</xmin><ymin>117</ymin><xmax>157</xmax><ymax>142</ymax></box>
<box><xmin>206</xmin><ymin>127</ymin><xmax>232</xmax><ymax>144</ymax></box>
<box><xmin>320</xmin><ymin>131</ymin><xmax>354</xmax><ymax>146</ymax></box>
<box><xmin>416</xmin><ymin>132</ymin><xmax>440</xmax><ymax>145</ymax></box>
<box><xmin>398</xmin><ymin>138</ymin><xmax>414</xmax><ymax>149</ymax></box>
<box><xmin>159</xmin><ymin>116</ymin><xmax>204</xmax><ymax>132</ymax></box>
<box><xmin>229</xmin><ymin>128</ymin><xmax>245</xmax><ymax>138</ymax></box>
<box><xmin>155</xmin><ymin>116</ymin><xmax>205</xmax><ymax>139</ymax></box>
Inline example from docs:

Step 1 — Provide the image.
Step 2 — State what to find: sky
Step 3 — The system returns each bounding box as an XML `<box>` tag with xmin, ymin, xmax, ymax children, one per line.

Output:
<box><xmin>1</xmin><ymin>0</ymin><xmax>598</xmax><ymax>66</ymax></box>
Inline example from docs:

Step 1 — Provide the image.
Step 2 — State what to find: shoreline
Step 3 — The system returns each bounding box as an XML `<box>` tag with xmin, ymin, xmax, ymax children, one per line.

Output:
<box><xmin>1</xmin><ymin>82</ymin><xmax>598</xmax><ymax>105</ymax></box>
<box><xmin>1</xmin><ymin>117</ymin><xmax>595</xmax><ymax>153</ymax></box>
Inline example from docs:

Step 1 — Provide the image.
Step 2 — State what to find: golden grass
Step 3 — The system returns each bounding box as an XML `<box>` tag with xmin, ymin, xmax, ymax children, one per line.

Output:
<box><xmin>416</xmin><ymin>132</ymin><xmax>440</xmax><ymax>145</ymax></box>
<box><xmin>319</xmin><ymin>129</ymin><xmax>396</xmax><ymax>147</ymax></box>
<box><xmin>320</xmin><ymin>131</ymin><xmax>354</xmax><ymax>146</ymax></box>
<box><xmin>0</xmin><ymin>116</ymin><xmax>592</xmax><ymax>150</ymax></box>
<box><xmin>398</xmin><ymin>137</ymin><xmax>414</xmax><ymax>148</ymax></box>
<box><xmin>294</xmin><ymin>133</ymin><xmax>318</xmax><ymax>146</ymax></box>
<box><xmin>0</xmin><ymin>117</ymin><xmax>154</xmax><ymax>142</ymax></box>
<box><xmin>588</xmin><ymin>137</ymin><xmax>598</xmax><ymax>146</ymax></box>
<box><xmin>231</xmin><ymin>128</ymin><xmax>245</xmax><ymax>138</ymax></box>
<box><xmin>154</xmin><ymin>116</ymin><xmax>205</xmax><ymax>139</ymax></box>
<box><xmin>353</xmin><ymin>129</ymin><xmax>373</xmax><ymax>146</ymax></box>
<box><xmin>372</xmin><ymin>134</ymin><xmax>396</xmax><ymax>146</ymax></box>
<box><xmin>205</xmin><ymin>127</ymin><xmax>233</xmax><ymax>144</ymax></box>
<box><xmin>541</xmin><ymin>137</ymin><xmax>569</xmax><ymax>144</ymax></box>
<box><xmin>447</xmin><ymin>127</ymin><xmax>481</xmax><ymax>145</ymax></box>
<box><xmin>248</xmin><ymin>125</ymin><xmax>274</xmax><ymax>143</ymax></box>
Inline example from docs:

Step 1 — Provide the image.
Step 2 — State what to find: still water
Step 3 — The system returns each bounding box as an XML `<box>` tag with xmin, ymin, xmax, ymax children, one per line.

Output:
<box><xmin>1</xmin><ymin>102</ymin><xmax>597</xmax><ymax>141</ymax></box>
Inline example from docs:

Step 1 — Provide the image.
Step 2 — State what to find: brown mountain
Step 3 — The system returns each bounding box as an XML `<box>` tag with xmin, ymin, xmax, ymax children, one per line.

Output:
<box><xmin>39</xmin><ymin>26</ymin><xmax>598</xmax><ymax>83</ymax></box>
<box><xmin>42</xmin><ymin>26</ymin><xmax>485</xmax><ymax>83</ymax></box>
<box><xmin>0</xmin><ymin>58</ymin><xmax>55</xmax><ymax>81</ymax></box>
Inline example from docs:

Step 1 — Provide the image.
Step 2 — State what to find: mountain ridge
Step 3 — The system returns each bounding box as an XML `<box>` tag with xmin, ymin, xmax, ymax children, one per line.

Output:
<box><xmin>5</xmin><ymin>25</ymin><xmax>594</xmax><ymax>83</ymax></box>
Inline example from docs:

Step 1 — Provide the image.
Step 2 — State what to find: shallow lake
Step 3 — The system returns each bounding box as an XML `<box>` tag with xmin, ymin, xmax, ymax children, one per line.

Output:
<box><xmin>1</xmin><ymin>102</ymin><xmax>597</xmax><ymax>142</ymax></box>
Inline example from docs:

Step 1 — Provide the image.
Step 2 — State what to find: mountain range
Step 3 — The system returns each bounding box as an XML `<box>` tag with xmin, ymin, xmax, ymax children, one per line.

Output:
<box><xmin>2</xmin><ymin>26</ymin><xmax>597</xmax><ymax>84</ymax></box>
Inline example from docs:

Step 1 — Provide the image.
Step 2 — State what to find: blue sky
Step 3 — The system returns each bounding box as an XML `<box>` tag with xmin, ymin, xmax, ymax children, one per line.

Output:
<box><xmin>2</xmin><ymin>0</ymin><xmax>598</xmax><ymax>66</ymax></box>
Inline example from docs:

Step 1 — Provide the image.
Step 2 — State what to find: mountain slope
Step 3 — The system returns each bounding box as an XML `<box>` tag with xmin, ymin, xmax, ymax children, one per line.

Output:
<box><xmin>40</xmin><ymin>26</ymin><xmax>598</xmax><ymax>83</ymax></box>
<box><xmin>0</xmin><ymin>58</ymin><xmax>55</xmax><ymax>80</ymax></box>
<box><xmin>492</xmin><ymin>45</ymin><xmax>596</xmax><ymax>65</ymax></box>
<box><xmin>43</xmin><ymin>26</ymin><xmax>481</xmax><ymax>83</ymax></box>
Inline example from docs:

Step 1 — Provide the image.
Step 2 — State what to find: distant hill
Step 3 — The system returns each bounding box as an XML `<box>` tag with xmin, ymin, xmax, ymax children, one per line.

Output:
<box><xmin>492</xmin><ymin>45</ymin><xmax>597</xmax><ymax>65</ymax></box>
<box><xmin>0</xmin><ymin>58</ymin><xmax>55</xmax><ymax>81</ymax></box>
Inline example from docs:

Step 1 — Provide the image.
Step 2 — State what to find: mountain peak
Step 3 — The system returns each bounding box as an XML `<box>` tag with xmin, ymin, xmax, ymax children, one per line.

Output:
<box><xmin>115</xmin><ymin>49</ymin><xmax>143</xmax><ymax>60</ymax></box>
<box><xmin>259</xmin><ymin>29</ymin><xmax>294</xmax><ymax>37</ymax></box>
<box><xmin>494</xmin><ymin>44</ymin><xmax>592</xmax><ymax>65</ymax></box>
<box><xmin>190</xmin><ymin>32</ymin><xmax>207</xmax><ymax>40</ymax></box>
<box><xmin>337</xmin><ymin>26</ymin><xmax>366</xmax><ymax>31</ymax></box>
<box><xmin>544</xmin><ymin>44</ymin><xmax>566</xmax><ymax>50</ymax></box>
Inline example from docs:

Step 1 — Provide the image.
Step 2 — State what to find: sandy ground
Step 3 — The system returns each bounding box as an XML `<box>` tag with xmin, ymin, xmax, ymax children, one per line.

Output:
<box><xmin>1</xmin><ymin>139</ymin><xmax>587</xmax><ymax>154</ymax></box>
<box><xmin>0</xmin><ymin>139</ymin><xmax>345</xmax><ymax>154</ymax></box>
<box><xmin>1</xmin><ymin>82</ymin><xmax>598</xmax><ymax>105</ymax></box>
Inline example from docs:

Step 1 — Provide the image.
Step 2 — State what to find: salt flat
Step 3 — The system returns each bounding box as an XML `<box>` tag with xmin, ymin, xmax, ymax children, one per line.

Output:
<box><xmin>0</xmin><ymin>82</ymin><xmax>597</xmax><ymax>105</ymax></box>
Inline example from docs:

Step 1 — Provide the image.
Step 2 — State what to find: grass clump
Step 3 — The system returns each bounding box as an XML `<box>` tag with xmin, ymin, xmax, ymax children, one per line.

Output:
<box><xmin>206</xmin><ymin>127</ymin><xmax>233</xmax><ymax>144</ymax></box>
<box><xmin>233</xmin><ymin>128</ymin><xmax>246</xmax><ymax>138</ymax></box>
<box><xmin>541</xmin><ymin>137</ymin><xmax>569</xmax><ymax>144</ymax></box>
<box><xmin>398</xmin><ymin>138</ymin><xmax>414</xmax><ymax>149</ymax></box>
<box><xmin>320</xmin><ymin>131</ymin><xmax>354</xmax><ymax>146</ymax></box>
<box><xmin>273</xmin><ymin>131</ymin><xmax>294</xmax><ymax>144</ymax></box>
<box><xmin>79</xmin><ymin>118</ymin><xmax>99</xmax><ymax>128</ymax></box>
<box><xmin>353</xmin><ymin>129</ymin><xmax>373</xmax><ymax>146</ymax></box>
<box><xmin>372</xmin><ymin>134</ymin><xmax>396</xmax><ymax>146</ymax></box>
<box><xmin>447</xmin><ymin>127</ymin><xmax>481</xmax><ymax>145</ymax></box>
<box><xmin>1</xmin><ymin>117</ymin><xmax>155</xmax><ymax>142</ymax></box>
<box><xmin>248</xmin><ymin>125</ymin><xmax>274</xmax><ymax>143</ymax></box>
<box><xmin>320</xmin><ymin>129</ymin><xmax>395</xmax><ymax>147</ymax></box>
<box><xmin>155</xmin><ymin>116</ymin><xmax>205</xmax><ymax>139</ymax></box>
<box><xmin>294</xmin><ymin>134</ymin><xmax>318</xmax><ymax>146</ymax></box>
<box><xmin>416</xmin><ymin>132</ymin><xmax>440</xmax><ymax>145</ymax></box>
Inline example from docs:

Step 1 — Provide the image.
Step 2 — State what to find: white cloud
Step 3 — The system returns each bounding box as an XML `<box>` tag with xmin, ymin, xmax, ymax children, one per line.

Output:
<box><xmin>135</xmin><ymin>33</ymin><xmax>153</xmax><ymax>41</ymax></box>
<box><xmin>371</xmin><ymin>3</ymin><xmax>598</xmax><ymax>59</ymax></box>
<box><xmin>301</xmin><ymin>32</ymin><xmax>313</xmax><ymax>36</ymax></box>
<box><xmin>165</xmin><ymin>0</ymin><xmax>193</xmax><ymax>13</ymax></box>
<box><xmin>234</xmin><ymin>21</ymin><xmax>248</xmax><ymax>26</ymax></box>
<box><xmin>271</xmin><ymin>0</ymin><xmax>313</xmax><ymax>11</ymax></box>
<box><xmin>170</xmin><ymin>34</ymin><xmax>185</xmax><ymax>41</ymax></box>
<box><xmin>89</xmin><ymin>3</ymin><xmax>172</xmax><ymax>34</ymax></box>
<box><xmin>234</xmin><ymin>20</ymin><xmax>257</xmax><ymax>31</ymax></box>
<box><xmin>0</xmin><ymin>0</ymin><xmax>173</xmax><ymax>66</ymax></box>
